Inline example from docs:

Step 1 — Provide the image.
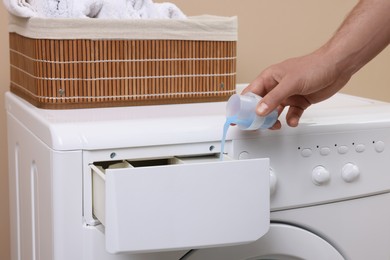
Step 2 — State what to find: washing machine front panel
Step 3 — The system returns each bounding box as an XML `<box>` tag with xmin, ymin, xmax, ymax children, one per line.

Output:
<box><xmin>186</xmin><ymin>223</ymin><xmax>344</xmax><ymax>260</ymax></box>
<box><xmin>271</xmin><ymin>192</ymin><xmax>390</xmax><ymax>260</ymax></box>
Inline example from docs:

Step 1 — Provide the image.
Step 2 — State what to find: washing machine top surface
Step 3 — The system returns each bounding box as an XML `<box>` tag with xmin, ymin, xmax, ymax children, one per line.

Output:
<box><xmin>5</xmin><ymin>91</ymin><xmax>390</xmax><ymax>150</ymax></box>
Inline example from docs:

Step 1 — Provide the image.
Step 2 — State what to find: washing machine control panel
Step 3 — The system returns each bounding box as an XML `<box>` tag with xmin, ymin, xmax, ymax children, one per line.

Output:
<box><xmin>233</xmin><ymin>127</ymin><xmax>390</xmax><ymax>211</ymax></box>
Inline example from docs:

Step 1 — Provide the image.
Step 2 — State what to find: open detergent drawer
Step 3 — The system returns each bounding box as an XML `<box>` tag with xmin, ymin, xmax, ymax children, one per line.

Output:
<box><xmin>90</xmin><ymin>155</ymin><xmax>270</xmax><ymax>254</ymax></box>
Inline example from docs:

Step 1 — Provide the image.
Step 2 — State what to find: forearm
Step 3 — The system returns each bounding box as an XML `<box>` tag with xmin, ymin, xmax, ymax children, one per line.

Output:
<box><xmin>317</xmin><ymin>0</ymin><xmax>390</xmax><ymax>77</ymax></box>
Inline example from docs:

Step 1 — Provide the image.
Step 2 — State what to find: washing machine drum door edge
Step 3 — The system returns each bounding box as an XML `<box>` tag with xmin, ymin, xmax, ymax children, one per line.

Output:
<box><xmin>186</xmin><ymin>223</ymin><xmax>344</xmax><ymax>260</ymax></box>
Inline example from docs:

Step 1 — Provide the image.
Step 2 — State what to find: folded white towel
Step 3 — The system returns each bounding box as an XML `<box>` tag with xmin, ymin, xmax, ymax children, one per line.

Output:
<box><xmin>3</xmin><ymin>0</ymin><xmax>37</xmax><ymax>17</ymax></box>
<box><xmin>98</xmin><ymin>0</ymin><xmax>141</xmax><ymax>19</ymax></box>
<box><xmin>131</xmin><ymin>0</ymin><xmax>186</xmax><ymax>19</ymax></box>
<box><xmin>71</xmin><ymin>0</ymin><xmax>104</xmax><ymax>18</ymax></box>
<box><xmin>2</xmin><ymin>0</ymin><xmax>186</xmax><ymax>19</ymax></box>
<box><xmin>3</xmin><ymin>0</ymin><xmax>104</xmax><ymax>18</ymax></box>
<box><xmin>98</xmin><ymin>0</ymin><xmax>186</xmax><ymax>19</ymax></box>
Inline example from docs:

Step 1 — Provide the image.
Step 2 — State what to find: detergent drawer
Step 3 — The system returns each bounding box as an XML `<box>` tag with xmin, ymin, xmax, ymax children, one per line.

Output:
<box><xmin>90</xmin><ymin>155</ymin><xmax>270</xmax><ymax>254</ymax></box>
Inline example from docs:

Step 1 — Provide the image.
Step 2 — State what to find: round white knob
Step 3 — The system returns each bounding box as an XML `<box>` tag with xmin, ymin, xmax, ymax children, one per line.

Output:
<box><xmin>238</xmin><ymin>151</ymin><xmax>250</xmax><ymax>160</ymax></box>
<box><xmin>342</xmin><ymin>163</ymin><xmax>360</xmax><ymax>183</ymax></box>
<box><xmin>312</xmin><ymin>166</ymin><xmax>330</xmax><ymax>185</ymax></box>
<box><xmin>269</xmin><ymin>168</ymin><xmax>277</xmax><ymax>195</ymax></box>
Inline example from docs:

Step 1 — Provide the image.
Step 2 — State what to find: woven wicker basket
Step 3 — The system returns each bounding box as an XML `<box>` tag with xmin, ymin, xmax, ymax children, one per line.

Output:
<box><xmin>8</xmin><ymin>15</ymin><xmax>237</xmax><ymax>109</ymax></box>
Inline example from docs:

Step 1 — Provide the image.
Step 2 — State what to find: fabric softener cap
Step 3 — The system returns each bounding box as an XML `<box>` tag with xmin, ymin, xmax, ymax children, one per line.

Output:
<box><xmin>226</xmin><ymin>92</ymin><xmax>278</xmax><ymax>130</ymax></box>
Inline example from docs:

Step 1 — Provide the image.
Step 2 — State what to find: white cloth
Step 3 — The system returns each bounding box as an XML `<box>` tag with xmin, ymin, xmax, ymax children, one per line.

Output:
<box><xmin>97</xmin><ymin>0</ymin><xmax>140</xmax><ymax>19</ymax></box>
<box><xmin>3</xmin><ymin>0</ymin><xmax>36</xmax><ymax>17</ymax></box>
<box><xmin>2</xmin><ymin>0</ymin><xmax>186</xmax><ymax>19</ymax></box>
<box><xmin>131</xmin><ymin>0</ymin><xmax>185</xmax><ymax>19</ymax></box>
<box><xmin>96</xmin><ymin>0</ymin><xmax>186</xmax><ymax>19</ymax></box>
<box><xmin>3</xmin><ymin>0</ymin><xmax>105</xmax><ymax>18</ymax></box>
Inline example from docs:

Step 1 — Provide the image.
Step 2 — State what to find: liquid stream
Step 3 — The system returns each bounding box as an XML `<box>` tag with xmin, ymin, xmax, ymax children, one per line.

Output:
<box><xmin>220</xmin><ymin>115</ymin><xmax>241</xmax><ymax>160</ymax></box>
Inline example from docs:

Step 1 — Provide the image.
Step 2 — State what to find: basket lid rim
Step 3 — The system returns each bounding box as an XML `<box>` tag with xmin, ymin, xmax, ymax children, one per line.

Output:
<box><xmin>8</xmin><ymin>14</ymin><xmax>238</xmax><ymax>41</ymax></box>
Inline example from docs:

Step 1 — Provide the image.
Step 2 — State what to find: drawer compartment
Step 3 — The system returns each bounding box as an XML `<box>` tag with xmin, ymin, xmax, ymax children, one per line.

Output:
<box><xmin>90</xmin><ymin>155</ymin><xmax>270</xmax><ymax>254</ymax></box>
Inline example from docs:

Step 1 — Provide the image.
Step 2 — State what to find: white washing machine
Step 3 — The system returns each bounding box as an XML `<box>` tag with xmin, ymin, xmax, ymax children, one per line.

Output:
<box><xmin>6</xmin><ymin>90</ymin><xmax>390</xmax><ymax>260</ymax></box>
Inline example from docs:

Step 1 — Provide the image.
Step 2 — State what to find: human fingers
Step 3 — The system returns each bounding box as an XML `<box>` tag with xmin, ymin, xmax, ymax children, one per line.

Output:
<box><xmin>241</xmin><ymin>69</ymin><xmax>287</xmax><ymax>119</ymax></box>
<box><xmin>255</xmin><ymin>76</ymin><xmax>299</xmax><ymax>117</ymax></box>
<box><xmin>284</xmin><ymin>96</ymin><xmax>312</xmax><ymax>127</ymax></box>
<box><xmin>269</xmin><ymin>119</ymin><xmax>282</xmax><ymax>130</ymax></box>
<box><xmin>242</xmin><ymin>70</ymin><xmax>279</xmax><ymax>97</ymax></box>
<box><xmin>285</xmin><ymin>106</ymin><xmax>305</xmax><ymax>127</ymax></box>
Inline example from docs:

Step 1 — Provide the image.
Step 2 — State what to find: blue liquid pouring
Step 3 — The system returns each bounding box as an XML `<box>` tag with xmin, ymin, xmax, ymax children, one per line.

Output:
<box><xmin>220</xmin><ymin>112</ymin><xmax>276</xmax><ymax>160</ymax></box>
<box><xmin>220</xmin><ymin>115</ymin><xmax>251</xmax><ymax>160</ymax></box>
<box><xmin>220</xmin><ymin>116</ymin><xmax>236</xmax><ymax>160</ymax></box>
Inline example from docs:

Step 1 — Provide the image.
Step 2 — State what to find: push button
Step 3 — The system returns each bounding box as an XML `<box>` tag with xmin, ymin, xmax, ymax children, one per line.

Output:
<box><xmin>375</xmin><ymin>141</ymin><xmax>385</xmax><ymax>153</ymax></box>
<box><xmin>355</xmin><ymin>144</ymin><xmax>365</xmax><ymax>153</ymax></box>
<box><xmin>320</xmin><ymin>147</ymin><xmax>331</xmax><ymax>156</ymax></box>
<box><xmin>301</xmin><ymin>148</ymin><xmax>312</xmax><ymax>158</ymax></box>
<box><xmin>338</xmin><ymin>145</ymin><xmax>348</xmax><ymax>154</ymax></box>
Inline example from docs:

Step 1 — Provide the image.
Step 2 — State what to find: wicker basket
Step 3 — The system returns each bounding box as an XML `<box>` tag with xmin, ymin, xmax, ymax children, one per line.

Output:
<box><xmin>8</xmin><ymin>15</ymin><xmax>237</xmax><ymax>109</ymax></box>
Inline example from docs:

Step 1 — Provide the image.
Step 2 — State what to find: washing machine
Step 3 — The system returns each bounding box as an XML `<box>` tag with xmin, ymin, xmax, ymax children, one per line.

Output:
<box><xmin>6</xmin><ymin>90</ymin><xmax>390</xmax><ymax>260</ymax></box>
<box><xmin>184</xmin><ymin>94</ymin><xmax>390</xmax><ymax>260</ymax></box>
<box><xmin>6</xmin><ymin>90</ymin><xmax>270</xmax><ymax>260</ymax></box>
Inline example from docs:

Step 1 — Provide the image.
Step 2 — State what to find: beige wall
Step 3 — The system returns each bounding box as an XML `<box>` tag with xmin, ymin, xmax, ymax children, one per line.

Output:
<box><xmin>0</xmin><ymin>2</ymin><xmax>10</xmax><ymax>260</ymax></box>
<box><xmin>162</xmin><ymin>0</ymin><xmax>390</xmax><ymax>100</ymax></box>
<box><xmin>0</xmin><ymin>1</ymin><xmax>389</xmax><ymax>259</ymax></box>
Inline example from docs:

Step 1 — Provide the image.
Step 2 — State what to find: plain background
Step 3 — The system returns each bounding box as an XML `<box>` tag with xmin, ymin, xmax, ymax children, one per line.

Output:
<box><xmin>0</xmin><ymin>0</ymin><xmax>389</xmax><ymax>259</ymax></box>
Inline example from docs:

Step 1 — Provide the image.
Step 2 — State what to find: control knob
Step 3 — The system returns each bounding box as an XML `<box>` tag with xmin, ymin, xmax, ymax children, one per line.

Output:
<box><xmin>342</xmin><ymin>163</ymin><xmax>360</xmax><ymax>183</ymax></box>
<box><xmin>312</xmin><ymin>166</ymin><xmax>330</xmax><ymax>185</ymax></box>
